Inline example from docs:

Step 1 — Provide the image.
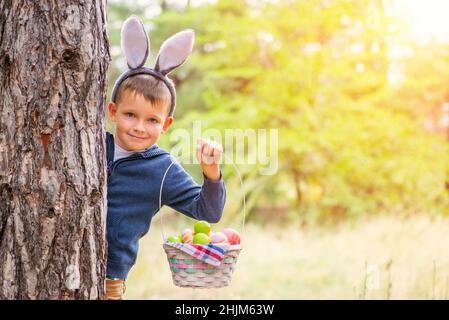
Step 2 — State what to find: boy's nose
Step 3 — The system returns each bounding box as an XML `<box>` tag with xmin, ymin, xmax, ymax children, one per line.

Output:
<box><xmin>134</xmin><ymin>121</ymin><xmax>145</xmax><ymax>132</ymax></box>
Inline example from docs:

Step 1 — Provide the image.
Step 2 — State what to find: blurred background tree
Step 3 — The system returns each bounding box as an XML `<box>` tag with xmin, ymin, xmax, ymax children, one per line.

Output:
<box><xmin>106</xmin><ymin>0</ymin><xmax>449</xmax><ymax>226</ymax></box>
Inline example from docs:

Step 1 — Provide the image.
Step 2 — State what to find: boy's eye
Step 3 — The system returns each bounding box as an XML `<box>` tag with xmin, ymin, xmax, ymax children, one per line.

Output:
<box><xmin>149</xmin><ymin>118</ymin><xmax>158</xmax><ymax>123</ymax></box>
<box><xmin>125</xmin><ymin>113</ymin><xmax>134</xmax><ymax>117</ymax></box>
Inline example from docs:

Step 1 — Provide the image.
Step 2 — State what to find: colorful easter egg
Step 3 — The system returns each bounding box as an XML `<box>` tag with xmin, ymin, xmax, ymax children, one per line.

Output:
<box><xmin>194</xmin><ymin>220</ymin><xmax>211</xmax><ymax>235</ymax></box>
<box><xmin>193</xmin><ymin>233</ymin><xmax>211</xmax><ymax>244</ymax></box>
<box><xmin>182</xmin><ymin>232</ymin><xmax>194</xmax><ymax>244</ymax></box>
<box><xmin>222</xmin><ymin>228</ymin><xmax>241</xmax><ymax>245</ymax></box>
<box><xmin>210</xmin><ymin>231</ymin><xmax>228</xmax><ymax>244</ymax></box>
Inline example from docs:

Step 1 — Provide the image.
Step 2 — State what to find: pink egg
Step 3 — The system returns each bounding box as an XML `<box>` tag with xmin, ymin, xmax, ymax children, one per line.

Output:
<box><xmin>210</xmin><ymin>231</ymin><xmax>228</xmax><ymax>244</ymax></box>
<box><xmin>182</xmin><ymin>228</ymin><xmax>193</xmax><ymax>236</ymax></box>
<box><xmin>222</xmin><ymin>228</ymin><xmax>241</xmax><ymax>245</ymax></box>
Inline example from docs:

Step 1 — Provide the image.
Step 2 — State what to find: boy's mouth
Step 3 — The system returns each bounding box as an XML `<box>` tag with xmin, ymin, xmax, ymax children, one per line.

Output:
<box><xmin>128</xmin><ymin>133</ymin><xmax>147</xmax><ymax>140</ymax></box>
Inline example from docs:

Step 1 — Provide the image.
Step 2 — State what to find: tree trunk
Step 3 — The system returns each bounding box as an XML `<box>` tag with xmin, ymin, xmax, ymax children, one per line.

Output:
<box><xmin>0</xmin><ymin>0</ymin><xmax>110</xmax><ymax>299</ymax></box>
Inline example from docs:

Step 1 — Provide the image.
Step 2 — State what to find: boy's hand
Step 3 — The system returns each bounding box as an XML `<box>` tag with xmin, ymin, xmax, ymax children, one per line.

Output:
<box><xmin>196</xmin><ymin>138</ymin><xmax>223</xmax><ymax>181</ymax></box>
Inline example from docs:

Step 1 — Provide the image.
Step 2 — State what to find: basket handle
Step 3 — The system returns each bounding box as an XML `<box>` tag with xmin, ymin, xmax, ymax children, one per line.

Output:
<box><xmin>158</xmin><ymin>151</ymin><xmax>246</xmax><ymax>241</ymax></box>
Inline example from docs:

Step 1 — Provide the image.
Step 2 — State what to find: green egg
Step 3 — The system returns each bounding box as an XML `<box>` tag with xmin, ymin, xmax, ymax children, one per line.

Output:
<box><xmin>167</xmin><ymin>235</ymin><xmax>182</xmax><ymax>243</ymax></box>
<box><xmin>193</xmin><ymin>233</ymin><xmax>210</xmax><ymax>244</ymax></box>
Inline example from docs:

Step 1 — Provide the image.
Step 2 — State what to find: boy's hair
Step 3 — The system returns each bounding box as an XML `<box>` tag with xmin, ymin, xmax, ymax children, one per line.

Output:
<box><xmin>115</xmin><ymin>74</ymin><xmax>173</xmax><ymax>116</ymax></box>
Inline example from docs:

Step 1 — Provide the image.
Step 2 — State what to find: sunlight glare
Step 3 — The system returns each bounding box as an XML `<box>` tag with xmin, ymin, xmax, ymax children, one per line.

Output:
<box><xmin>394</xmin><ymin>0</ymin><xmax>449</xmax><ymax>42</ymax></box>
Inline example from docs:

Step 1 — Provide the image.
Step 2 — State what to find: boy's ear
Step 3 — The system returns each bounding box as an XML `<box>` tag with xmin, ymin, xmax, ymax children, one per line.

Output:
<box><xmin>121</xmin><ymin>15</ymin><xmax>150</xmax><ymax>69</ymax></box>
<box><xmin>108</xmin><ymin>102</ymin><xmax>118</xmax><ymax>122</ymax></box>
<box><xmin>154</xmin><ymin>29</ymin><xmax>195</xmax><ymax>75</ymax></box>
<box><xmin>162</xmin><ymin>116</ymin><xmax>174</xmax><ymax>133</ymax></box>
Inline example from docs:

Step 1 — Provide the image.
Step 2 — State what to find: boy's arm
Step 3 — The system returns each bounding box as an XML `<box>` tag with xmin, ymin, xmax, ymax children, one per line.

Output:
<box><xmin>161</xmin><ymin>161</ymin><xmax>226</xmax><ymax>223</ymax></box>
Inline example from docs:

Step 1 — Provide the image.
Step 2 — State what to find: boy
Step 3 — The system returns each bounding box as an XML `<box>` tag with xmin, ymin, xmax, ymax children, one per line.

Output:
<box><xmin>105</xmin><ymin>17</ymin><xmax>225</xmax><ymax>299</ymax></box>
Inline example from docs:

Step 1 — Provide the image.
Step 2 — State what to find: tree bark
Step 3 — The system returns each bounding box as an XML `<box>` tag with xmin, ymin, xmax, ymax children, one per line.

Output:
<box><xmin>0</xmin><ymin>0</ymin><xmax>110</xmax><ymax>299</ymax></box>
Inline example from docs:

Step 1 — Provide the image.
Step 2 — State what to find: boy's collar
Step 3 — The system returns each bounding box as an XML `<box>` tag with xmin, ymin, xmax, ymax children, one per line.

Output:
<box><xmin>114</xmin><ymin>142</ymin><xmax>145</xmax><ymax>154</ymax></box>
<box><xmin>138</xmin><ymin>144</ymin><xmax>167</xmax><ymax>159</ymax></box>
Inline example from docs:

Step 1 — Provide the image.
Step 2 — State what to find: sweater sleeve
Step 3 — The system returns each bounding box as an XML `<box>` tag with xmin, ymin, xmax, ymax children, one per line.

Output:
<box><xmin>161</xmin><ymin>160</ymin><xmax>226</xmax><ymax>223</ymax></box>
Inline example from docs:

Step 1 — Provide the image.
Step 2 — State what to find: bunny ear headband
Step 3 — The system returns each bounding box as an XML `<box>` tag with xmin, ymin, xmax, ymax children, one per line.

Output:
<box><xmin>111</xmin><ymin>15</ymin><xmax>195</xmax><ymax>116</ymax></box>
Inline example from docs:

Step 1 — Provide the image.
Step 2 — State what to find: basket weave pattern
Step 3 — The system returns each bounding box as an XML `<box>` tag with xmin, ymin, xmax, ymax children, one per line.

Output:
<box><xmin>163</xmin><ymin>244</ymin><xmax>242</xmax><ymax>288</ymax></box>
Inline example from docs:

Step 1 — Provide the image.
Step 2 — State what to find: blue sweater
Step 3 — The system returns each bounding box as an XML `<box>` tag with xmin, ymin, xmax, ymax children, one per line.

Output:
<box><xmin>106</xmin><ymin>132</ymin><xmax>226</xmax><ymax>279</ymax></box>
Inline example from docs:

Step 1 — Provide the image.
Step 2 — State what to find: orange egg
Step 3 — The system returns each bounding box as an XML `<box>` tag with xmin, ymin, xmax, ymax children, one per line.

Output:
<box><xmin>182</xmin><ymin>232</ymin><xmax>193</xmax><ymax>244</ymax></box>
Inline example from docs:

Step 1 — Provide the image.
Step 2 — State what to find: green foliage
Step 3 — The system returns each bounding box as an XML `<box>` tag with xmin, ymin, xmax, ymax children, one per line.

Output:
<box><xmin>106</xmin><ymin>0</ymin><xmax>449</xmax><ymax>224</ymax></box>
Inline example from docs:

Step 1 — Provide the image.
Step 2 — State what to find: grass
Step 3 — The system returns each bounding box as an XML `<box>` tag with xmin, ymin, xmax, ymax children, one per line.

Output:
<box><xmin>124</xmin><ymin>213</ymin><xmax>449</xmax><ymax>299</ymax></box>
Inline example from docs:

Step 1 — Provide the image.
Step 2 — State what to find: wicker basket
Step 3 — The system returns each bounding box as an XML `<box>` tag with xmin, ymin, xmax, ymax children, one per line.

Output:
<box><xmin>159</xmin><ymin>152</ymin><xmax>245</xmax><ymax>289</ymax></box>
<box><xmin>163</xmin><ymin>243</ymin><xmax>242</xmax><ymax>288</ymax></box>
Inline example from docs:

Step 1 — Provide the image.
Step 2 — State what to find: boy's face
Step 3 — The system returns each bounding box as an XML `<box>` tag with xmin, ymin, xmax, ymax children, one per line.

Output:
<box><xmin>107</xmin><ymin>90</ymin><xmax>173</xmax><ymax>151</ymax></box>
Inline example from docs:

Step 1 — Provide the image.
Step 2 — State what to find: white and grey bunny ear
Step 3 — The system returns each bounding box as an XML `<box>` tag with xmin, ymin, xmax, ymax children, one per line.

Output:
<box><xmin>154</xmin><ymin>29</ymin><xmax>195</xmax><ymax>75</ymax></box>
<box><xmin>121</xmin><ymin>15</ymin><xmax>149</xmax><ymax>69</ymax></box>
